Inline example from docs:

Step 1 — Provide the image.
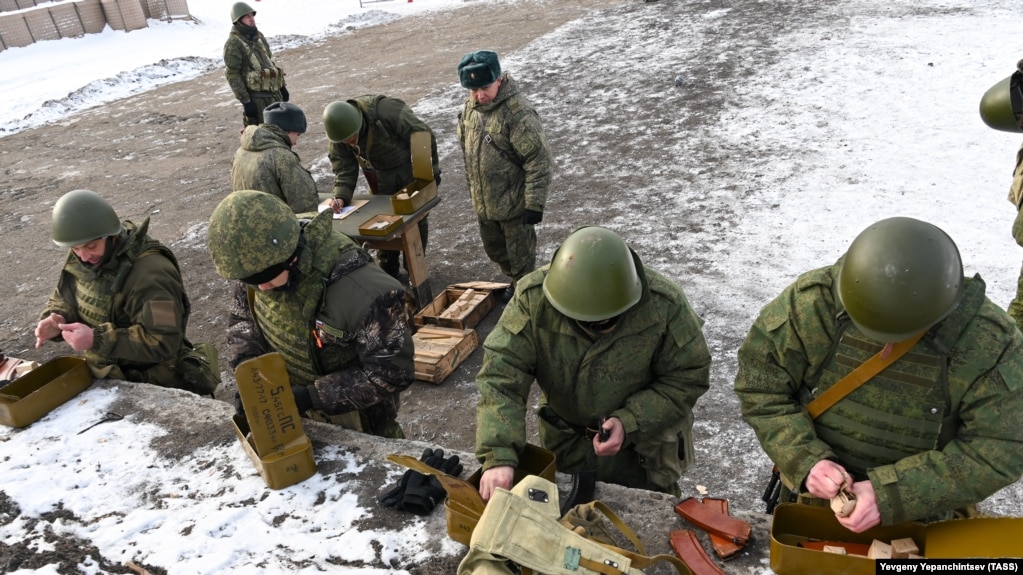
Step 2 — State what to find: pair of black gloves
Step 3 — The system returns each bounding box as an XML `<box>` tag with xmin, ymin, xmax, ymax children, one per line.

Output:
<box><xmin>379</xmin><ymin>448</ymin><xmax>463</xmax><ymax>516</ymax></box>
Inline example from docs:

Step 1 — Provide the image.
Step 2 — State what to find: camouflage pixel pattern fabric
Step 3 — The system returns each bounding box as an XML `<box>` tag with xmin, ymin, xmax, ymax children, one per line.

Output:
<box><xmin>734</xmin><ymin>262</ymin><xmax>1023</xmax><ymax>524</ymax></box>
<box><xmin>231</xmin><ymin>124</ymin><xmax>319</xmax><ymax>213</ymax></box>
<box><xmin>475</xmin><ymin>253</ymin><xmax>711</xmax><ymax>492</ymax></box>
<box><xmin>227</xmin><ymin>210</ymin><xmax>415</xmax><ymax>438</ymax></box>
<box><xmin>223</xmin><ymin>22</ymin><xmax>284</xmax><ymax>126</ymax></box>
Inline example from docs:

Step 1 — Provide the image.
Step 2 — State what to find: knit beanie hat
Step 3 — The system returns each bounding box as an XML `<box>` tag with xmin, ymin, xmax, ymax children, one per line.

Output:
<box><xmin>458</xmin><ymin>50</ymin><xmax>501</xmax><ymax>89</ymax></box>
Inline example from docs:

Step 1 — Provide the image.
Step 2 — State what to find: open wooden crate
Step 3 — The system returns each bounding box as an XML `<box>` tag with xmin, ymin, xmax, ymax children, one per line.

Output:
<box><xmin>413</xmin><ymin>325</ymin><xmax>478</xmax><ymax>384</ymax></box>
<box><xmin>414</xmin><ymin>281</ymin><xmax>510</xmax><ymax>330</ymax></box>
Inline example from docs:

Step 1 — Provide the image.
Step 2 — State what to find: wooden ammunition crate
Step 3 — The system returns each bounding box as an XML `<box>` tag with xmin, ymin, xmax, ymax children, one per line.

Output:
<box><xmin>413</xmin><ymin>326</ymin><xmax>478</xmax><ymax>384</ymax></box>
<box><xmin>414</xmin><ymin>281</ymin><xmax>509</xmax><ymax>330</ymax></box>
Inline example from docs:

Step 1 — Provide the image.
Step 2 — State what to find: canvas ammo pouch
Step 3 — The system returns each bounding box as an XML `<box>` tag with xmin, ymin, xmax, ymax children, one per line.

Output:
<box><xmin>176</xmin><ymin>342</ymin><xmax>221</xmax><ymax>396</ymax></box>
<box><xmin>458</xmin><ymin>475</ymin><xmax>693</xmax><ymax>575</ymax></box>
<box><xmin>633</xmin><ymin>411</ymin><xmax>694</xmax><ymax>488</ymax></box>
<box><xmin>245</xmin><ymin>66</ymin><xmax>285</xmax><ymax>93</ymax></box>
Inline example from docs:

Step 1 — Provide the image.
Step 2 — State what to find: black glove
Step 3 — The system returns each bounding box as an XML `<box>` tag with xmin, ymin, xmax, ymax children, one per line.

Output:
<box><xmin>434</xmin><ymin>170</ymin><xmax>442</xmax><ymax>187</ymax></box>
<box><xmin>522</xmin><ymin>209</ymin><xmax>543</xmax><ymax>225</ymax></box>
<box><xmin>280</xmin><ymin>85</ymin><xmax>290</xmax><ymax>102</ymax></box>
<box><xmin>242</xmin><ymin>100</ymin><xmax>258</xmax><ymax>120</ymax></box>
<box><xmin>379</xmin><ymin>448</ymin><xmax>436</xmax><ymax>510</ymax></box>
<box><xmin>378</xmin><ymin>469</ymin><xmax>414</xmax><ymax>508</ymax></box>
<box><xmin>401</xmin><ymin>449</ymin><xmax>463</xmax><ymax>516</ymax></box>
<box><xmin>291</xmin><ymin>385</ymin><xmax>313</xmax><ymax>415</ymax></box>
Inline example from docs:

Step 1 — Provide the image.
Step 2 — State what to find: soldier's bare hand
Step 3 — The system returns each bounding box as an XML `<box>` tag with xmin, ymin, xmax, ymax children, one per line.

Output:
<box><xmin>593</xmin><ymin>416</ymin><xmax>624</xmax><ymax>457</ymax></box>
<box><xmin>35</xmin><ymin>313</ymin><xmax>65</xmax><ymax>348</ymax></box>
<box><xmin>58</xmin><ymin>322</ymin><xmax>94</xmax><ymax>351</ymax></box>
<box><xmin>836</xmin><ymin>480</ymin><xmax>881</xmax><ymax>533</ymax></box>
<box><xmin>329</xmin><ymin>198</ymin><xmax>346</xmax><ymax>213</ymax></box>
<box><xmin>806</xmin><ymin>459</ymin><xmax>852</xmax><ymax>499</ymax></box>
<box><xmin>479</xmin><ymin>465</ymin><xmax>514</xmax><ymax>502</ymax></box>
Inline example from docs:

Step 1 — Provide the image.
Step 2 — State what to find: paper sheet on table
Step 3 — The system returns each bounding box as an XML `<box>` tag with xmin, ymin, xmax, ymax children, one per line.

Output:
<box><xmin>318</xmin><ymin>198</ymin><xmax>369</xmax><ymax>220</ymax></box>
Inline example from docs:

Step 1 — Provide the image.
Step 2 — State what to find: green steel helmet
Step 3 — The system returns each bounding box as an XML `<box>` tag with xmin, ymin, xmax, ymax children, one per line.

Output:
<box><xmin>230</xmin><ymin>2</ymin><xmax>255</xmax><ymax>23</ymax></box>
<box><xmin>542</xmin><ymin>226</ymin><xmax>642</xmax><ymax>322</ymax></box>
<box><xmin>207</xmin><ymin>190</ymin><xmax>300</xmax><ymax>280</ymax></box>
<box><xmin>979</xmin><ymin>71</ymin><xmax>1023</xmax><ymax>133</ymax></box>
<box><xmin>264</xmin><ymin>102</ymin><xmax>307</xmax><ymax>133</ymax></box>
<box><xmin>838</xmin><ymin>217</ymin><xmax>964</xmax><ymax>343</ymax></box>
<box><xmin>323</xmin><ymin>101</ymin><xmax>362</xmax><ymax>143</ymax></box>
<box><xmin>51</xmin><ymin>189</ymin><xmax>122</xmax><ymax>247</ymax></box>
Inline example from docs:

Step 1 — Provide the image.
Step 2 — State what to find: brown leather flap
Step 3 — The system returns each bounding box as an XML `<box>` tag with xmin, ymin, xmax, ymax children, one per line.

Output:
<box><xmin>668</xmin><ymin>529</ymin><xmax>725</xmax><ymax>575</ymax></box>
<box><xmin>674</xmin><ymin>497</ymin><xmax>752</xmax><ymax>546</ymax></box>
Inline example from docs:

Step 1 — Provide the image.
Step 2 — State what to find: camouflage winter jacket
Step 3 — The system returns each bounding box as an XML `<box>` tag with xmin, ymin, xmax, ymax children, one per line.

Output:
<box><xmin>328</xmin><ymin>95</ymin><xmax>440</xmax><ymax>203</ymax></box>
<box><xmin>457</xmin><ymin>73</ymin><xmax>552</xmax><ymax>222</ymax></box>
<box><xmin>231</xmin><ymin>124</ymin><xmax>319</xmax><ymax>213</ymax></box>
<box><xmin>734</xmin><ymin>261</ymin><xmax>1023</xmax><ymax>524</ymax></box>
<box><xmin>476</xmin><ymin>251</ymin><xmax>711</xmax><ymax>491</ymax></box>
<box><xmin>40</xmin><ymin>219</ymin><xmax>190</xmax><ymax>385</ymax></box>
<box><xmin>226</xmin><ymin>210</ymin><xmax>414</xmax><ymax>430</ymax></box>
<box><xmin>223</xmin><ymin>23</ymin><xmax>284</xmax><ymax>102</ymax></box>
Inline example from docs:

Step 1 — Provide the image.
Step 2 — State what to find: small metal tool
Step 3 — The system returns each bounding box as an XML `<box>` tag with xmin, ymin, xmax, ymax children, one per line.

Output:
<box><xmin>76</xmin><ymin>412</ymin><xmax>123</xmax><ymax>435</ymax></box>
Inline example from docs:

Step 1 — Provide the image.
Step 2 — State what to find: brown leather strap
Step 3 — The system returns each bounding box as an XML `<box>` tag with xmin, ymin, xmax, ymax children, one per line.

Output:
<box><xmin>699</xmin><ymin>498</ymin><xmax>743</xmax><ymax>560</ymax></box>
<box><xmin>668</xmin><ymin>529</ymin><xmax>725</xmax><ymax>575</ymax></box>
<box><xmin>674</xmin><ymin>497</ymin><xmax>751</xmax><ymax>546</ymax></box>
<box><xmin>805</xmin><ymin>330</ymin><xmax>926</xmax><ymax>419</ymax></box>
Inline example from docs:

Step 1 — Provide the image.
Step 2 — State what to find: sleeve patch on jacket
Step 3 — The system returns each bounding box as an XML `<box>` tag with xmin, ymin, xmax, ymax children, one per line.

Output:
<box><xmin>148</xmin><ymin>300</ymin><xmax>177</xmax><ymax>328</ymax></box>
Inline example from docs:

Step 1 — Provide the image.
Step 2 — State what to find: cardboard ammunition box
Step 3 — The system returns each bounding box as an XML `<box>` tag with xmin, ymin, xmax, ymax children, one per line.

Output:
<box><xmin>231</xmin><ymin>414</ymin><xmax>316</xmax><ymax>490</ymax></box>
<box><xmin>414</xmin><ymin>282</ymin><xmax>509</xmax><ymax>330</ymax></box>
<box><xmin>232</xmin><ymin>353</ymin><xmax>317</xmax><ymax>489</ymax></box>
<box><xmin>770</xmin><ymin>503</ymin><xmax>1023</xmax><ymax>575</ymax></box>
<box><xmin>390</xmin><ymin>131</ymin><xmax>438</xmax><ymax>215</ymax></box>
<box><xmin>357</xmin><ymin>214</ymin><xmax>403</xmax><ymax>237</ymax></box>
<box><xmin>413</xmin><ymin>325</ymin><xmax>478</xmax><ymax>384</ymax></box>
<box><xmin>0</xmin><ymin>356</ymin><xmax>92</xmax><ymax>428</ymax></box>
<box><xmin>388</xmin><ymin>443</ymin><xmax>556</xmax><ymax>547</ymax></box>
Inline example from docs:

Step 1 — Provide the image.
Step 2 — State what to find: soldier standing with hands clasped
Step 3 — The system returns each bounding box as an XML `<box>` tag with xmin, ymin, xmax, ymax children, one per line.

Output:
<box><xmin>223</xmin><ymin>2</ymin><xmax>289</xmax><ymax>128</ymax></box>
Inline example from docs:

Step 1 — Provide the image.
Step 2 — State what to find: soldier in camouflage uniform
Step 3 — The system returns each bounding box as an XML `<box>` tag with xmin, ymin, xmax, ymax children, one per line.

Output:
<box><xmin>1005</xmin><ymin>59</ymin><xmax>1023</xmax><ymax>329</ymax></box>
<box><xmin>206</xmin><ymin>190</ymin><xmax>414</xmax><ymax>438</ymax></box>
<box><xmin>456</xmin><ymin>50</ymin><xmax>552</xmax><ymax>299</ymax></box>
<box><xmin>231</xmin><ymin>102</ymin><xmax>319</xmax><ymax>213</ymax></box>
<box><xmin>734</xmin><ymin>217</ymin><xmax>1023</xmax><ymax>533</ymax></box>
<box><xmin>35</xmin><ymin>190</ymin><xmax>219</xmax><ymax>396</ymax></box>
<box><xmin>323</xmin><ymin>97</ymin><xmax>439</xmax><ymax>279</ymax></box>
<box><xmin>223</xmin><ymin>2</ymin><xmax>288</xmax><ymax>128</ymax></box>
<box><xmin>475</xmin><ymin>227</ymin><xmax>711</xmax><ymax>498</ymax></box>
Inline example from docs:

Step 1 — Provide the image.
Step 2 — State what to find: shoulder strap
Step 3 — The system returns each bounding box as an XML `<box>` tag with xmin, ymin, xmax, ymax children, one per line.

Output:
<box><xmin>805</xmin><ymin>330</ymin><xmax>926</xmax><ymax>420</ymax></box>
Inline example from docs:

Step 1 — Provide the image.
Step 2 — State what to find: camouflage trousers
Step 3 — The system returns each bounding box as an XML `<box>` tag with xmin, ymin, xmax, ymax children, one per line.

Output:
<box><xmin>377</xmin><ymin>217</ymin><xmax>429</xmax><ymax>279</ymax></box>
<box><xmin>478</xmin><ymin>217</ymin><xmax>537</xmax><ymax>283</ymax></box>
<box><xmin>1009</xmin><ymin>208</ymin><xmax>1023</xmax><ymax>329</ymax></box>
